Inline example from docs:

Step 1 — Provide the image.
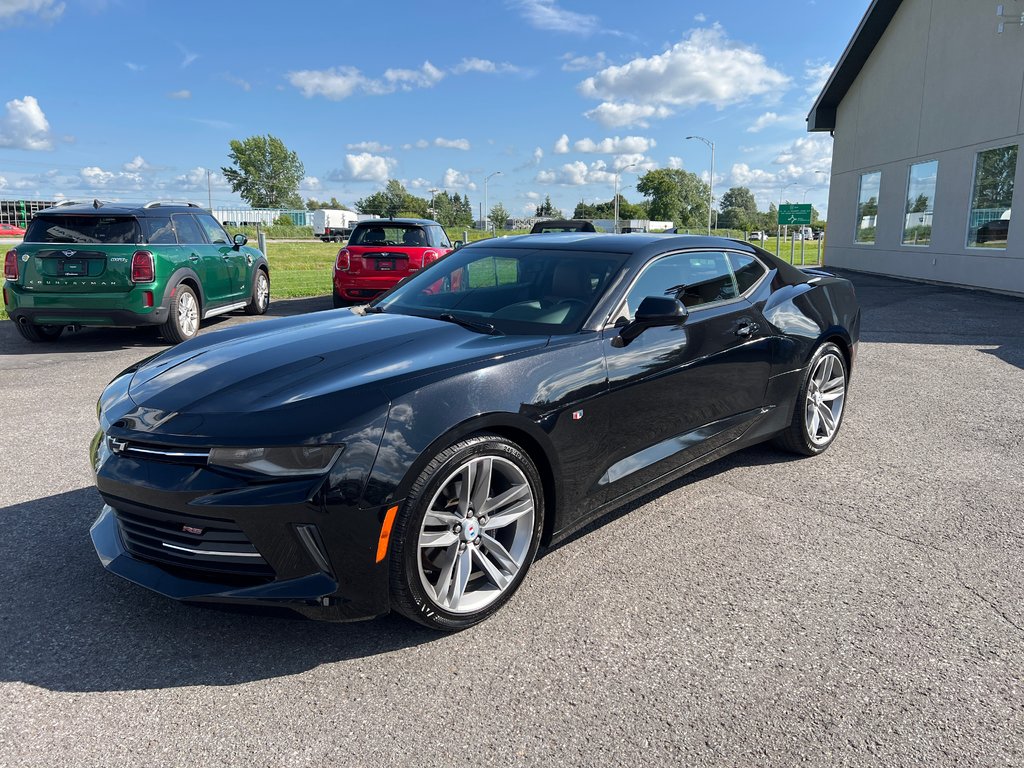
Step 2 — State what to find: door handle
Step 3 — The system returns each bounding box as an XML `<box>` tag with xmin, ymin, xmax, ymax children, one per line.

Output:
<box><xmin>735</xmin><ymin>321</ymin><xmax>759</xmax><ymax>338</ymax></box>
<box><xmin>189</xmin><ymin>254</ymin><xmax>200</xmax><ymax>262</ymax></box>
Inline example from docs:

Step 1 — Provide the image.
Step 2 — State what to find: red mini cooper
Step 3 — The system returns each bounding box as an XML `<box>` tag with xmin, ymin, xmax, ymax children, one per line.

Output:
<box><xmin>333</xmin><ymin>218</ymin><xmax>454</xmax><ymax>306</ymax></box>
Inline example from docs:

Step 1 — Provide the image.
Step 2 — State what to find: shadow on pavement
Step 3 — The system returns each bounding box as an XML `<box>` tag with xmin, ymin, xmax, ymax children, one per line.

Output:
<box><xmin>0</xmin><ymin>487</ymin><xmax>433</xmax><ymax>693</ymax></box>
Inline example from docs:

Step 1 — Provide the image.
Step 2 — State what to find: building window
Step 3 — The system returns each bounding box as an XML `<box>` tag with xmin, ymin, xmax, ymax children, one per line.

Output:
<box><xmin>856</xmin><ymin>172</ymin><xmax>880</xmax><ymax>244</ymax></box>
<box><xmin>967</xmin><ymin>145</ymin><xmax>1017</xmax><ymax>249</ymax></box>
<box><xmin>902</xmin><ymin>161</ymin><xmax>937</xmax><ymax>246</ymax></box>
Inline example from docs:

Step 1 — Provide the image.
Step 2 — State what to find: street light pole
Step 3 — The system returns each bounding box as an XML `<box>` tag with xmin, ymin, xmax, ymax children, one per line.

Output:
<box><xmin>613</xmin><ymin>162</ymin><xmax>638</xmax><ymax>234</ymax></box>
<box><xmin>686</xmin><ymin>135</ymin><xmax>714</xmax><ymax>235</ymax></box>
<box><xmin>484</xmin><ymin>171</ymin><xmax>502</xmax><ymax>236</ymax></box>
<box><xmin>428</xmin><ymin>187</ymin><xmax>439</xmax><ymax>217</ymax></box>
<box><xmin>777</xmin><ymin>181</ymin><xmax>798</xmax><ymax>257</ymax></box>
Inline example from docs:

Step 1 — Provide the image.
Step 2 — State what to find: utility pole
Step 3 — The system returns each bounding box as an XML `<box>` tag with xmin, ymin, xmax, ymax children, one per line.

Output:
<box><xmin>686</xmin><ymin>135</ymin><xmax>714</xmax><ymax>235</ymax></box>
<box><xmin>613</xmin><ymin>163</ymin><xmax>638</xmax><ymax>234</ymax></box>
<box><xmin>484</xmin><ymin>170</ymin><xmax>502</xmax><ymax>236</ymax></box>
<box><xmin>206</xmin><ymin>169</ymin><xmax>212</xmax><ymax>210</ymax></box>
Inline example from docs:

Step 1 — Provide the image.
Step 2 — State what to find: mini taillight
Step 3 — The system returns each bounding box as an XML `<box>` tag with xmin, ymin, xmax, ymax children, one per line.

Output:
<box><xmin>422</xmin><ymin>249</ymin><xmax>440</xmax><ymax>267</ymax></box>
<box><xmin>131</xmin><ymin>250</ymin><xmax>155</xmax><ymax>283</ymax></box>
<box><xmin>335</xmin><ymin>248</ymin><xmax>351</xmax><ymax>272</ymax></box>
<box><xmin>4</xmin><ymin>249</ymin><xmax>17</xmax><ymax>280</ymax></box>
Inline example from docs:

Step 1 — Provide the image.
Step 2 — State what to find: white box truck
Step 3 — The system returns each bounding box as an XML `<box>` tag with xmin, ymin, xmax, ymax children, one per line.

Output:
<box><xmin>312</xmin><ymin>209</ymin><xmax>359</xmax><ymax>242</ymax></box>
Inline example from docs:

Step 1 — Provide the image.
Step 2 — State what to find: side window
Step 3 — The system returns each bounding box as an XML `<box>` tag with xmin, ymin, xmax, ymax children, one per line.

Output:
<box><xmin>621</xmin><ymin>251</ymin><xmax>743</xmax><ymax>321</ymax></box>
<box><xmin>196</xmin><ymin>213</ymin><xmax>230</xmax><ymax>245</ymax></box>
<box><xmin>172</xmin><ymin>214</ymin><xmax>205</xmax><ymax>245</ymax></box>
<box><xmin>466</xmin><ymin>256</ymin><xmax>519</xmax><ymax>287</ymax></box>
<box><xmin>142</xmin><ymin>216</ymin><xmax>176</xmax><ymax>244</ymax></box>
<box><xmin>431</xmin><ymin>226</ymin><xmax>452</xmax><ymax>249</ymax></box>
<box><xmin>726</xmin><ymin>253</ymin><xmax>767</xmax><ymax>294</ymax></box>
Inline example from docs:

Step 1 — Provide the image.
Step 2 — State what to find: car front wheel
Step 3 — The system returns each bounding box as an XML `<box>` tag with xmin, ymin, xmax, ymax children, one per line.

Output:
<box><xmin>776</xmin><ymin>341</ymin><xmax>848</xmax><ymax>456</ymax></box>
<box><xmin>159</xmin><ymin>284</ymin><xmax>200</xmax><ymax>344</ymax></box>
<box><xmin>389</xmin><ymin>434</ymin><xmax>544</xmax><ymax>631</ymax></box>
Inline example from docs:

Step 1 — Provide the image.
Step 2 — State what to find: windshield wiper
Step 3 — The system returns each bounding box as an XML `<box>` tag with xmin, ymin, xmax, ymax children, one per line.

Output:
<box><xmin>363</xmin><ymin>305</ymin><xmax>385</xmax><ymax>314</ymax></box>
<box><xmin>437</xmin><ymin>313</ymin><xmax>501</xmax><ymax>336</ymax></box>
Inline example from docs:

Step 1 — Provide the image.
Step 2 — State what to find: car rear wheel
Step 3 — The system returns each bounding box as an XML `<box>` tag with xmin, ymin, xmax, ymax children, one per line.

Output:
<box><xmin>332</xmin><ymin>287</ymin><xmax>350</xmax><ymax>308</ymax></box>
<box><xmin>775</xmin><ymin>341</ymin><xmax>848</xmax><ymax>456</ymax></box>
<box><xmin>390</xmin><ymin>434</ymin><xmax>544</xmax><ymax>631</ymax></box>
<box><xmin>159</xmin><ymin>284</ymin><xmax>200</xmax><ymax>344</ymax></box>
<box><xmin>244</xmin><ymin>269</ymin><xmax>269</xmax><ymax>315</ymax></box>
<box><xmin>14</xmin><ymin>321</ymin><xmax>63</xmax><ymax>343</ymax></box>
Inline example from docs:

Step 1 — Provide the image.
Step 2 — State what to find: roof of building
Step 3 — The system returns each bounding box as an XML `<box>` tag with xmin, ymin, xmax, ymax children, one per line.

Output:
<box><xmin>806</xmin><ymin>0</ymin><xmax>904</xmax><ymax>132</ymax></box>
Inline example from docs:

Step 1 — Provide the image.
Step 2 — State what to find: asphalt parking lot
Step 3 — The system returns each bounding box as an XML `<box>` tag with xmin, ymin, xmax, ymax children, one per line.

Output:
<box><xmin>1</xmin><ymin>271</ymin><xmax>1022</xmax><ymax>767</ymax></box>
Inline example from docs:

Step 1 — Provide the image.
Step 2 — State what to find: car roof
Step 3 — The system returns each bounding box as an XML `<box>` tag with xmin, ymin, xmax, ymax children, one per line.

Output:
<box><xmin>34</xmin><ymin>201</ymin><xmax>207</xmax><ymax>217</ymax></box>
<box><xmin>353</xmin><ymin>218</ymin><xmax>440</xmax><ymax>227</ymax></box>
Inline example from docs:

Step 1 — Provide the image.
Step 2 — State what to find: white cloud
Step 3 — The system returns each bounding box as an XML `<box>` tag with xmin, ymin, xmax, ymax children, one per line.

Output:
<box><xmin>694</xmin><ymin>13</ymin><xmax>706</xmax><ymax>22</ymax></box>
<box><xmin>805</xmin><ymin>60</ymin><xmax>834</xmax><ymax>96</ymax></box>
<box><xmin>579</xmin><ymin>25</ymin><xmax>790</xmax><ymax>119</ymax></box>
<box><xmin>442</xmin><ymin>168</ymin><xmax>477</xmax><ymax>191</ymax></box>
<box><xmin>402</xmin><ymin>139</ymin><xmax>432</xmax><ymax>150</ymax></box>
<box><xmin>174</xmin><ymin>166</ymin><xmax>227</xmax><ymax>190</ymax></box>
<box><xmin>407</xmin><ymin>178</ymin><xmax>432</xmax><ymax>190</ymax></box>
<box><xmin>0</xmin><ymin>96</ymin><xmax>53</xmax><ymax>150</ymax></box>
<box><xmin>533</xmin><ymin>147</ymin><xmax>544</xmax><ymax>164</ymax></box>
<box><xmin>748</xmin><ymin>112</ymin><xmax>780</xmax><ymax>133</ymax></box>
<box><xmin>177</xmin><ymin>43</ymin><xmax>199</xmax><ymax>69</ymax></box>
<box><xmin>124</xmin><ymin>62</ymin><xmax>144</xmax><ymax>72</ymax></box>
<box><xmin>773</xmin><ymin>135</ymin><xmax>832</xmax><ymax>169</ymax></box>
<box><xmin>342</xmin><ymin>152</ymin><xmax>397</xmax><ymax>182</ymax></box>
<box><xmin>302</xmin><ymin>175</ymin><xmax>321</xmax><ymax>190</ymax></box>
<box><xmin>168</xmin><ymin>89</ymin><xmax>191</xmax><ymax>100</ymax></box>
<box><xmin>612</xmin><ymin>153</ymin><xmax>656</xmax><ymax>172</ymax></box>
<box><xmin>80</xmin><ymin>166</ymin><xmax>143</xmax><ymax>189</ymax></box>
<box><xmin>525</xmin><ymin>191</ymin><xmax>541</xmax><ymax>200</ymax></box>
<box><xmin>0</xmin><ymin>0</ymin><xmax>64</xmax><ymax>21</ymax></box>
<box><xmin>553</xmin><ymin>134</ymin><xmax>570</xmax><ymax>154</ymax></box>
<box><xmin>534</xmin><ymin>159</ymin><xmax>624</xmax><ymax>186</ymax></box>
<box><xmin>0</xmin><ymin>176</ymin><xmax>7</xmax><ymax>188</ymax></box>
<box><xmin>667</xmin><ymin>156</ymin><xmax>684</xmax><ymax>169</ymax></box>
<box><xmin>434</xmin><ymin>137</ymin><xmax>471</xmax><ymax>151</ymax></box>
<box><xmin>347</xmin><ymin>140</ymin><xmax>392</xmax><ymax>152</ymax></box>
<box><xmin>574</xmin><ymin>135</ymin><xmax>656</xmax><ymax>154</ymax></box>
<box><xmin>509</xmin><ymin>0</ymin><xmax>599</xmax><ymax>35</ymax></box>
<box><xmin>123</xmin><ymin>155</ymin><xmax>150</xmax><ymax>172</ymax></box>
<box><xmin>453</xmin><ymin>58</ymin><xmax>521</xmax><ymax>75</ymax></box>
<box><xmin>224</xmin><ymin>73</ymin><xmax>252</xmax><ymax>92</ymax></box>
<box><xmin>288</xmin><ymin>62</ymin><xmax>443</xmax><ymax>100</ymax></box>
<box><xmin>584</xmin><ymin>102</ymin><xmax>673</xmax><ymax>128</ymax></box>
<box><xmin>560</xmin><ymin>52</ymin><xmax>608</xmax><ymax>72</ymax></box>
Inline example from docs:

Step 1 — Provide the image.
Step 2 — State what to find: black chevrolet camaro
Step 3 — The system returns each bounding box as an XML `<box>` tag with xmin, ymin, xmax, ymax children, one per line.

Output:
<box><xmin>90</xmin><ymin>233</ymin><xmax>860</xmax><ymax>631</ymax></box>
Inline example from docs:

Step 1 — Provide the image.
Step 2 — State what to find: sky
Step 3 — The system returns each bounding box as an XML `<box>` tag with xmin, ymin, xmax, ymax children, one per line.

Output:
<box><xmin>0</xmin><ymin>0</ymin><xmax>869</xmax><ymax>221</ymax></box>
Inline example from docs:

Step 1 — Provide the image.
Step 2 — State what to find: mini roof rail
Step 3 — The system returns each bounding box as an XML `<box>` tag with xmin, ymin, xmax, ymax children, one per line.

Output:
<box><xmin>143</xmin><ymin>200</ymin><xmax>203</xmax><ymax>209</ymax></box>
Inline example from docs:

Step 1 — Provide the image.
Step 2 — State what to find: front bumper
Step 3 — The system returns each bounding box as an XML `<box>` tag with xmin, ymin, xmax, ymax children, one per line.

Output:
<box><xmin>91</xmin><ymin>503</ymin><xmax>392</xmax><ymax>622</ymax></box>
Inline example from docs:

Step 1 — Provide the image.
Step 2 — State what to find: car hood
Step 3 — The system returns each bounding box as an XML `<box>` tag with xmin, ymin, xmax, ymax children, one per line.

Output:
<box><xmin>126</xmin><ymin>310</ymin><xmax>547</xmax><ymax>419</ymax></box>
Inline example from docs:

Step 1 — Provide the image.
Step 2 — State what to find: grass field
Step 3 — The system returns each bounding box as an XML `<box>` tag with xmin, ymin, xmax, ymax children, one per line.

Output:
<box><xmin>0</xmin><ymin>234</ymin><xmax>824</xmax><ymax>322</ymax></box>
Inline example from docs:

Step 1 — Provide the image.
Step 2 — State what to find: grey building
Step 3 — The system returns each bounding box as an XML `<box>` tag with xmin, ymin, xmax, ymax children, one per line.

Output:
<box><xmin>809</xmin><ymin>0</ymin><xmax>1024</xmax><ymax>295</ymax></box>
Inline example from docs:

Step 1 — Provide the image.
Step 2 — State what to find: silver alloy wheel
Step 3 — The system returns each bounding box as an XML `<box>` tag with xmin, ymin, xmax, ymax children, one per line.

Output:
<box><xmin>177</xmin><ymin>290</ymin><xmax>199</xmax><ymax>338</ymax></box>
<box><xmin>417</xmin><ymin>455</ymin><xmax>536</xmax><ymax>614</ymax></box>
<box><xmin>255</xmin><ymin>271</ymin><xmax>269</xmax><ymax>310</ymax></box>
<box><xmin>805</xmin><ymin>351</ymin><xmax>846</xmax><ymax>446</ymax></box>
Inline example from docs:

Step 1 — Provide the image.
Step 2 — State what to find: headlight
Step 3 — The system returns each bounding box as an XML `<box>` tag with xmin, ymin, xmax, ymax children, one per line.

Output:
<box><xmin>207</xmin><ymin>445</ymin><xmax>343</xmax><ymax>477</ymax></box>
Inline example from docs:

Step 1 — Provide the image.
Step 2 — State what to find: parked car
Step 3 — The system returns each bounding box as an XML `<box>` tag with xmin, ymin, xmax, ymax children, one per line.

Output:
<box><xmin>529</xmin><ymin>219</ymin><xmax>597</xmax><ymax>233</ymax></box>
<box><xmin>748</xmin><ymin>231</ymin><xmax>767</xmax><ymax>242</ymax></box>
<box><xmin>3</xmin><ymin>200</ymin><xmax>269</xmax><ymax>343</ymax></box>
<box><xmin>976</xmin><ymin>218</ymin><xmax>1010</xmax><ymax>245</ymax></box>
<box><xmin>333</xmin><ymin>218</ymin><xmax>453</xmax><ymax>306</ymax></box>
<box><xmin>0</xmin><ymin>222</ymin><xmax>26</xmax><ymax>237</ymax></box>
<box><xmin>90</xmin><ymin>232</ymin><xmax>861</xmax><ymax>631</ymax></box>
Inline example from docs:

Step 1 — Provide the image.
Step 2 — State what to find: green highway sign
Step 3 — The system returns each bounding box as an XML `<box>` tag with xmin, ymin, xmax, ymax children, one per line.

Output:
<box><xmin>778</xmin><ymin>203</ymin><xmax>812</xmax><ymax>226</ymax></box>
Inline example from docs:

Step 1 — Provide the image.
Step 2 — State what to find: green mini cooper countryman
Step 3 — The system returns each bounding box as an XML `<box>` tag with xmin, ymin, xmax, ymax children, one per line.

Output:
<box><xmin>3</xmin><ymin>200</ymin><xmax>270</xmax><ymax>344</ymax></box>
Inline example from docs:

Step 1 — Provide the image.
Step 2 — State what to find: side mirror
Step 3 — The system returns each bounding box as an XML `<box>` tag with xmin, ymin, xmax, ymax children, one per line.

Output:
<box><xmin>612</xmin><ymin>295</ymin><xmax>688</xmax><ymax>347</ymax></box>
<box><xmin>232</xmin><ymin>233</ymin><xmax>248</xmax><ymax>250</ymax></box>
<box><xmin>453</xmin><ymin>240</ymin><xmax>465</xmax><ymax>250</ymax></box>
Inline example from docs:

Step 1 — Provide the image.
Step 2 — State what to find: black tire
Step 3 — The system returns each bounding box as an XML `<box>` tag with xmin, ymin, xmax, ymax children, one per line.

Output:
<box><xmin>159</xmin><ymin>284</ymin><xmax>201</xmax><ymax>344</ymax></box>
<box><xmin>774</xmin><ymin>341</ymin><xmax>849</xmax><ymax>456</ymax></box>
<box><xmin>389</xmin><ymin>433</ymin><xmax>545</xmax><ymax>632</ymax></box>
<box><xmin>244</xmin><ymin>268</ymin><xmax>270</xmax><ymax>315</ymax></box>
<box><xmin>14</xmin><ymin>321</ymin><xmax>63</xmax><ymax>343</ymax></box>
<box><xmin>332</xmin><ymin>287</ymin><xmax>350</xmax><ymax>309</ymax></box>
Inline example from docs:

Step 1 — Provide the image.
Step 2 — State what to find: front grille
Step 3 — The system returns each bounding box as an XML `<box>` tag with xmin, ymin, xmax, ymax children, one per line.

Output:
<box><xmin>113</xmin><ymin>505</ymin><xmax>273</xmax><ymax>582</ymax></box>
<box><xmin>108</xmin><ymin>436</ymin><xmax>209</xmax><ymax>465</ymax></box>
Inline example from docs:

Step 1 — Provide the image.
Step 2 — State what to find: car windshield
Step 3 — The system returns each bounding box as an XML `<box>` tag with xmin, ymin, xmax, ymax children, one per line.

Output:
<box><xmin>350</xmin><ymin>224</ymin><xmax>428</xmax><ymax>247</ymax></box>
<box><xmin>24</xmin><ymin>215</ymin><xmax>141</xmax><ymax>244</ymax></box>
<box><xmin>373</xmin><ymin>245</ymin><xmax>627</xmax><ymax>335</ymax></box>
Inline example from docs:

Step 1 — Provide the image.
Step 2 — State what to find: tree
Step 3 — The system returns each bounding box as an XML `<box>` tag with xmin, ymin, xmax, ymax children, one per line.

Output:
<box><xmin>535</xmin><ymin>194</ymin><xmax>562</xmax><ymax>218</ymax></box>
<box><xmin>635</xmin><ymin>168</ymin><xmax>709</xmax><ymax>228</ymax></box>
<box><xmin>488</xmin><ymin>203</ymin><xmax>510</xmax><ymax>232</ymax></box>
<box><xmin>306</xmin><ymin>197</ymin><xmax>349</xmax><ymax>211</ymax></box>
<box><xmin>222</xmin><ymin>134</ymin><xmax>304</xmax><ymax>208</ymax></box>
<box><xmin>571</xmin><ymin>195</ymin><xmax>644</xmax><ymax>221</ymax></box>
<box><xmin>355</xmin><ymin>179</ymin><xmax>429</xmax><ymax>218</ymax></box>
<box><xmin>720</xmin><ymin>186</ymin><xmax>758</xmax><ymax>218</ymax></box>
